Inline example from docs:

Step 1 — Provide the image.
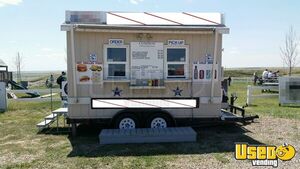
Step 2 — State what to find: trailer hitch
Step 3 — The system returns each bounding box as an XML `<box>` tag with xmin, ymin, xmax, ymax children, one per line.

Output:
<box><xmin>222</xmin><ymin>93</ymin><xmax>259</xmax><ymax>125</ymax></box>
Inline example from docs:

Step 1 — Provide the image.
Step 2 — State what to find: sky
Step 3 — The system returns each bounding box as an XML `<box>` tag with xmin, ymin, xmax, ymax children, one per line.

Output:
<box><xmin>0</xmin><ymin>0</ymin><xmax>299</xmax><ymax>71</ymax></box>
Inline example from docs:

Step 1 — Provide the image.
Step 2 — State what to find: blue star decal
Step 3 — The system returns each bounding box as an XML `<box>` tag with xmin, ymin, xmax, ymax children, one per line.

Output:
<box><xmin>112</xmin><ymin>87</ymin><xmax>122</xmax><ymax>96</ymax></box>
<box><xmin>173</xmin><ymin>86</ymin><xmax>183</xmax><ymax>96</ymax></box>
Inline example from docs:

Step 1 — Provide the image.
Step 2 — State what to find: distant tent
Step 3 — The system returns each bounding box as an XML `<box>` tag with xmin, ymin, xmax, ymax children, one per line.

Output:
<box><xmin>0</xmin><ymin>59</ymin><xmax>7</xmax><ymax>67</ymax></box>
<box><xmin>0</xmin><ymin>59</ymin><xmax>12</xmax><ymax>86</ymax></box>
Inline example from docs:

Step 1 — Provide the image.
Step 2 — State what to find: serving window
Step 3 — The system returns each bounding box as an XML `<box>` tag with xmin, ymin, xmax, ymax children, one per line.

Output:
<box><xmin>104</xmin><ymin>45</ymin><xmax>129</xmax><ymax>79</ymax></box>
<box><xmin>165</xmin><ymin>46</ymin><xmax>189</xmax><ymax>79</ymax></box>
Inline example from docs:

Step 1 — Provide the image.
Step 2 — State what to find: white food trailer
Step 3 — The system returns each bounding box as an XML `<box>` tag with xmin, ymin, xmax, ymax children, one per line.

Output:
<box><xmin>61</xmin><ymin>11</ymin><xmax>256</xmax><ymax>133</ymax></box>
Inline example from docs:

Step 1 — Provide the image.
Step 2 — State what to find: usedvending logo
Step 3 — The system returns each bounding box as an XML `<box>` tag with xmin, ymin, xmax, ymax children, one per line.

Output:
<box><xmin>235</xmin><ymin>143</ymin><xmax>296</xmax><ymax>168</ymax></box>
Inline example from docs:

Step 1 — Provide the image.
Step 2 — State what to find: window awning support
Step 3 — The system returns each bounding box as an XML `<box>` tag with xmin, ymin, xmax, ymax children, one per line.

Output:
<box><xmin>70</xmin><ymin>24</ymin><xmax>78</xmax><ymax>102</ymax></box>
<box><xmin>210</xmin><ymin>28</ymin><xmax>219</xmax><ymax>102</ymax></box>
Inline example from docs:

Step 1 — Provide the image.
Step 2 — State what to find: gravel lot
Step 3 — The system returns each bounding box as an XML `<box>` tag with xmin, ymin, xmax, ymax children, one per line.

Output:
<box><xmin>167</xmin><ymin>116</ymin><xmax>300</xmax><ymax>169</ymax></box>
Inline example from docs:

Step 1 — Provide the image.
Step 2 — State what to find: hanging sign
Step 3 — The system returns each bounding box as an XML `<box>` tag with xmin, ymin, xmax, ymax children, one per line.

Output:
<box><xmin>76</xmin><ymin>62</ymin><xmax>103</xmax><ymax>84</ymax></box>
<box><xmin>193</xmin><ymin>63</ymin><xmax>218</xmax><ymax>82</ymax></box>
<box><xmin>89</xmin><ymin>53</ymin><xmax>97</xmax><ymax>62</ymax></box>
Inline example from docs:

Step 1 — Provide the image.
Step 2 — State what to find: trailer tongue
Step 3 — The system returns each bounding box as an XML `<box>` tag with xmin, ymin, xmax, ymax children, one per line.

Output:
<box><xmin>221</xmin><ymin>94</ymin><xmax>259</xmax><ymax>124</ymax></box>
<box><xmin>221</xmin><ymin>109</ymin><xmax>259</xmax><ymax>124</ymax></box>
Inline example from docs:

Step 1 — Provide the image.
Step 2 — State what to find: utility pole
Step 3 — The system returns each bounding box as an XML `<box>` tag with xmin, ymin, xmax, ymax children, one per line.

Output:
<box><xmin>15</xmin><ymin>52</ymin><xmax>22</xmax><ymax>83</ymax></box>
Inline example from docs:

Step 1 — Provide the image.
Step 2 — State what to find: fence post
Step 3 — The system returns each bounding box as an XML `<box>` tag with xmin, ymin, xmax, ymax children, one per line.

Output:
<box><xmin>246</xmin><ymin>85</ymin><xmax>252</xmax><ymax>106</ymax></box>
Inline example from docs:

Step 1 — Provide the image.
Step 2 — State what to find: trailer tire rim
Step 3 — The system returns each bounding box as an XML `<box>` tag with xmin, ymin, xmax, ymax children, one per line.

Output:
<box><xmin>119</xmin><ymin>118</ymin><xmax>136</xmax><ymax>129</ymax></box>
<box><xmin>151</xmin><ymin>117</ymin><xmax>167</xmax><ymax>128</ymax></box>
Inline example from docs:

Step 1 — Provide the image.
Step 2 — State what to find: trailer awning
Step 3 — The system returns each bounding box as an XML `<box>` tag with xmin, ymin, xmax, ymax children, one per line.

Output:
<box><xmin>62</xmin><ymin>11</ymin><xmax>229</xmax><ymax>34</ymax></box>
<box><xmin>105</xmin><ymin>12</ymin><xmax>223</xmax><ymax>26</ymax></box>
<box><xmin>65</xmin><ymin>11</ymin><xmax>225</xmax><ymax>26</ymax></box>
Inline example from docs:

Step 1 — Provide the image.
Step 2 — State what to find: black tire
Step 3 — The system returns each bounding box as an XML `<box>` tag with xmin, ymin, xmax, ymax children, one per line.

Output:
<box><xmin>146</xmin><ymin>113</ymin><xmax>174</xmax><ymax>128</ymax></box>
<box><xmin>114</xmin><ymin>113</ymin><xmax>140</xmax><ymax>129</ymax></box>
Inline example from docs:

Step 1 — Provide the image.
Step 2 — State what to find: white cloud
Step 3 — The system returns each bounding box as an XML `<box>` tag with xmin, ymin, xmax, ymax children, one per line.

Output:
<box><xmin>129</xmin><ymin>0</ymin><xmax>144</xmax><ymax>5</ymax></box>
<box><xmin>0</xmin><ymin>0</ymin><xmax>22</xmax><ymax>7</ymax></box>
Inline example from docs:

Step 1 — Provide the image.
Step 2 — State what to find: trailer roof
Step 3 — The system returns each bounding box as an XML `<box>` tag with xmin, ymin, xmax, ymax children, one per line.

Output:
<box><xmin>62</xmin><ymin>11</ymin><xmax>229</xmax><ymax>33</ymax></box>
<box><xmin>64</xmin><ymin>11</ymin><xmax>227</xmax><ymax>27</ymax></box>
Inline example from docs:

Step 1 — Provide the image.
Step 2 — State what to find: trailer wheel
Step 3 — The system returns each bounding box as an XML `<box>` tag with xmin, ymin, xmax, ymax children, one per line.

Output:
<box><xmin>147</xmin><ymin>113</ymin><xmax>174</xmax><ymax>128</ymax></box>
<box><xmin>114</xmin><ymin>113</ymin><xmax>139</xmax><ymax>129</ymax></box>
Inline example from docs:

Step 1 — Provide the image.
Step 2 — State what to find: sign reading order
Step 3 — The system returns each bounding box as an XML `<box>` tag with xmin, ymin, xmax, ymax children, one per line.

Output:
<box><xmin>109</xmin><ymin>39</ymin><xmax>124</xmax><ymax>46</ymax></box>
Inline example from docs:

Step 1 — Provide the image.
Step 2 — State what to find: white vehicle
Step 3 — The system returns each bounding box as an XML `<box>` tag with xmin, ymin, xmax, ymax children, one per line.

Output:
<box><xmin>61</xmin><ymin>11</ymin><xmax>257</xmax><ymax>134</ymax></box>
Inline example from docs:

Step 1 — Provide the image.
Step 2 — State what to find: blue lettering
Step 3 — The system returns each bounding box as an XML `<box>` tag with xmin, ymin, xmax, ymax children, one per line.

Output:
<box><xmin>109</xmin><ymin>39</ymin><xmax>123</xmax><ymax>45</ymax></box>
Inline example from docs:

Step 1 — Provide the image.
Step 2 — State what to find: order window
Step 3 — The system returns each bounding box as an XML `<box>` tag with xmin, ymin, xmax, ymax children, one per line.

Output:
<box><xmin>104</xmin><ymin>45</ymin><xmax>129</xmax><ymax>79</ymax></box>
<box><xmin>165</xmin><ymin>46</ymin><xmax>189</xmax><ymax>78</ymax></box>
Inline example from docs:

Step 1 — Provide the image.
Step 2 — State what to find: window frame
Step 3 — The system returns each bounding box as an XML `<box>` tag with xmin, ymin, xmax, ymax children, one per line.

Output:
<box><xmin>164</xmin><ymin>45</ymin><xmax>189</xmax><ymax>79</ymax></box>
<box><xmin>103</xmin><ymin>44</ymin><xmax>129</xmax><ymax>80</ymax></box>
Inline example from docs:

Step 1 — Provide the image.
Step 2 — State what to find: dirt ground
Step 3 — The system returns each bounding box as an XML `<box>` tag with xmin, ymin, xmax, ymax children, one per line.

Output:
<box><xmin>0</xmin><ymin>111</ymin><xmax>299</xmax><ymax>169</ymax></box>
<box><xmin>168</xmin><ymin>116</ymin><xmax>300</xmax><ymax>169</ymax></box>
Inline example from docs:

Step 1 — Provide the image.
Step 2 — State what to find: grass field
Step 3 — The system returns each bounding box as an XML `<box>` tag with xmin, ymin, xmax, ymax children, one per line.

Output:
<box><xmin>0</xmin><ymin>82</ymin><xmax>299</xmax><ymax>169</ymax></box>
<box><xmin>11</xmin><ymin>71</ymin><xmax>61</xmax><ymax>89</ymax></box>
<box><xmin>224</xmin><ymin>67</ymin><xmax>300</xmax><ymax>78</ymax></box>
<box><xmin>229</xmin><ymin>81</ymin><xmax>300</xmax><ymax>120</ymax></box>
<box><xmin>12</xmin><ymin>71</ymin><xmax>61</xmax><ymax>82</ymax></box>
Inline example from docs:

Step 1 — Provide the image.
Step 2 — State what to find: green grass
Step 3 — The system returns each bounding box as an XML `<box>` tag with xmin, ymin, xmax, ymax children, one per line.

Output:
<box><xmin>213</xmin><ymin>153</ymin><xmax>230</xmax><ymax>164</ymax></box>
<box><xmin>12</xmin><ymin>71</ymin><xmax>61</xmax><ymax>82</ymax></box>
<box><xmin>228</xmin><ymin>81</ymin><xmax>300</xmax><ymax>120</ymax></box>
<box><xmin>224</xmin><ymin>67</ymin><xmax>300</xmax><ymax>77</ymax></box>
<box><xmin>11</xmin><ymin>71</ymin><xmax>61</xmax><ymax>89</ymax></box>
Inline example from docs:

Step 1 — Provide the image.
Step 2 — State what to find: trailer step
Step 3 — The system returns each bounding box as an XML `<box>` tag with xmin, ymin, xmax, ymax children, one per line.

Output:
<box><xmin>52</xmin><ymin>108</ymin><xmax>68</xmax><ymax>115</ymax></box>
<box><xmin>36</xmin><ymin>119</ymin><xmax>54</xmax><ymax>128</ymax></box>
<box><xmin>44</xmin><ymin>113</ymin><xmax>58</xmax><ymax>120</ymax></box>
<box><xmin>99</xmin><ymin>127</ymin><xmax>197</xmax><ymax>145</ymax></box>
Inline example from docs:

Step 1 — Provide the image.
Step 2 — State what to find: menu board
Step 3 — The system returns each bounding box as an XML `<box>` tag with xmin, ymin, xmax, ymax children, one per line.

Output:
<box><xmin>130</xmin><ymin>42</ymin><xmax>164</xmax><ymax>84</ymax></box>
<box><xmin>76</xmin><ymin>63</ymin><xmax>103</xmax><ymax>84</ymax></box>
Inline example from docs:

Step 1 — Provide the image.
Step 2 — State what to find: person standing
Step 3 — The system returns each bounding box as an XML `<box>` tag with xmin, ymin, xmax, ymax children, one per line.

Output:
<box><xmin>262</xmin><ymin>69</ymin><xmax>268</xmax><ymax>80</ymax></box>
<box><xmin>228</xmin><ymin>76</ymin><xmax>232</xmax><ymax>86</ymax></box>
<box><xmin>253</xmin><ymin>72</ymin><xmax>258</xmax><ymax>85</ymax></box>
<box><xmin>56</xmin><ymin>71</ymin><xmax>67</xmax><ymax>99</ymax></box>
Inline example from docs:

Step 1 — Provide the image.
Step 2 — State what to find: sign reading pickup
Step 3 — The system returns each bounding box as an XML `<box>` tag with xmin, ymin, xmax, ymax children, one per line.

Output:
<box><xmin>92</xmin><ymin>98</ymin><xmax>198</xmax><ymax>109</ymax></box>
<box><xmin>168</xmin><ymin>40</ymin><xmax>185</xmax><ymax>46</ymax></box>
